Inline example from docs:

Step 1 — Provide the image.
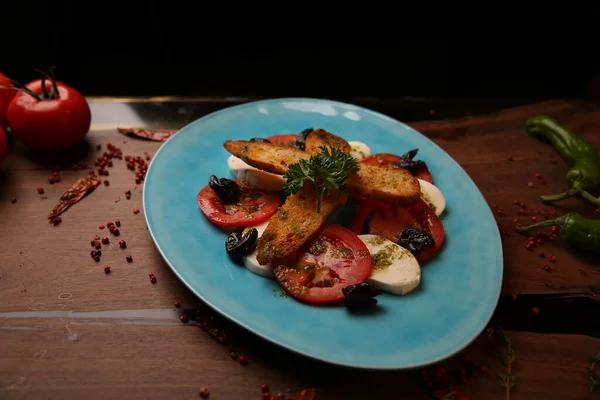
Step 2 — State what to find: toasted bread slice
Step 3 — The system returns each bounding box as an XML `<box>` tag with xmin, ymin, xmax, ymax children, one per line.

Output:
<box><xmin>348</xmin><ymin>163</ymin><xmax>420</xmax><ymax>204</ymax></box>
<box><xmin>223</xmin><ymin>140</ymin><xmax>420</xmax><ymax>204</ymax></box>
<box><xmin>304</xmin><ymin>129</ymin><xmax>351</xmax><ymax>155</ymax></box>
<box><xmin>256</xmin><ymin>185</ymin><xmax>348</xmax><ymax>266</ymax></box>
<box><xmin>223</xmin><ymin>140</ymin><xmax>308</xmax><ymax>175</ymax></box>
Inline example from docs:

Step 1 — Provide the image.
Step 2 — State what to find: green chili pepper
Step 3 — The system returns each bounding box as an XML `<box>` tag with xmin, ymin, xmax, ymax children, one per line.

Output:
<box><xmin>525</xmin><ymin>115</ymin><xmax>600</xmax><ymax>206</ymax></box>
<box><xmin>515</xmin><ymin>213</ymin><xmax>600</xmax><ymax>255</ymax></box>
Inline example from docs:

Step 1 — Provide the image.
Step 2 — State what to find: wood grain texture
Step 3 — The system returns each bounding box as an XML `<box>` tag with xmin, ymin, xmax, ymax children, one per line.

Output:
<box><xmin>0</xmin><ymin>317</ymin><xmax>597</xmax><ymax>399</ymax></box>
<box><xmin>2</xmin><ymin>100</ymin><xmax>600</xmax><ymax>399</ymax></box>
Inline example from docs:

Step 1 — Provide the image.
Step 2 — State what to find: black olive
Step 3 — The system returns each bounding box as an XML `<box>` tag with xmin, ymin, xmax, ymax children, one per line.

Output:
<box><xmin>249</xmin><ymin>137</ymin><xmax>272</xmax><ymax>144</ymax></box>
<box><xmin>342</xmin><ymin>282</ymin><xmax>382</xmax><ymax>311</ymax></box>
<box><xmin>208</xmin><ymin>175</ymin><xmax>240</xmax><ymax>204</ymax></box>
<box><xmin>225</xmin><ymin>228</ymin><xmax>258</xmax><ymax>260</ymax></box>
<box><xmin>398</xmin><ymin>227</ymin><xmax>435</xmax><ymax>254</ymax></box>
<box><xmin>295</xmin><ymin>128</ymin><xmax>313</xmax><ymax>151</ymax></box>
<box><xmin>397</xmin><ymin>148</ymin><xmax>428</xmax><ymax>173</ymax></box>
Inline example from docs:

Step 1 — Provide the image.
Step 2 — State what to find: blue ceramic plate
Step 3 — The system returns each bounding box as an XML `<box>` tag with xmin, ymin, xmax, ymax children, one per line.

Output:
<box><xmin>143</xmin><ymin>98</ymin><xmax>502</xmax><ymax>370</ymax></box>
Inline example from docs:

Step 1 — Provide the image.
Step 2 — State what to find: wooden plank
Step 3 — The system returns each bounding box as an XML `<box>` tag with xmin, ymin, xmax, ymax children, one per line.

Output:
<box><xmin>0</xmin><ymin>317</ymin><xmax>597</xmax><ymax>399</ymax></box>
<box><xmin>2</xmin><ymin>102</ymin><xmax>600</xmax><ymax>312</ymax></box>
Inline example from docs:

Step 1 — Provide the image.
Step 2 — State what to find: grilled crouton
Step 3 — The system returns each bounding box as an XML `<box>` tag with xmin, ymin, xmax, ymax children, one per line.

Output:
<box><xmin>304</xmin><ymin>129</ymin><xmax>351</xmax><ymax>155</ymax></box>
<box><xmin>256</xmin><ymin>185</ymin><xmax>348</xmax><ymax>266</ymax></box>
<box><xmin>223</xmin><ymin>140</ymin><xmax>308</xmax><ymax>175</ymax></box>
<box><xmin>223</xmin><ymin>140</ymin><xmax>420</xmax><ymax>204</ymax></box>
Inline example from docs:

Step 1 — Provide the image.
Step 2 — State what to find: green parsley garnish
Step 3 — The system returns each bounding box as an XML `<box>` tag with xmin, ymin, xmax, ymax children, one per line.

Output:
<box><xmin>283</xmin><ymin>146</ymin><xmax>359</xmax><ymax>213</ymax></box>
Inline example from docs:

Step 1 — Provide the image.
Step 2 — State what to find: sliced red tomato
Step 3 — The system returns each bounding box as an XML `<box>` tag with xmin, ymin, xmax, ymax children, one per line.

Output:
<box><xmin>415</xmin><ymin>168</ymin><xmax>433</xmax><ymax>183</ymax></box>
<box><xmin>361</xmin><ymin>152</ymin><xmax>433</xmax><ymax>184</ymax></box>
<box><xmin>197</xmin><ymin>180</ymin><xmax>280</xmax><ymax>227</ymax></box>
<box><xmin>273</xmin><ymin>224</ymin><xmax>372</xmax><ymax>304</ymax></box>
<box><xmin>266</xmin><ymin>133</ymin><xmax>298</xmax><ymax>147</ymax></box>
<box><xmin>368</xmin><ymin>198</ymin><xmax>444</xmax><ymax>263</ymax></box>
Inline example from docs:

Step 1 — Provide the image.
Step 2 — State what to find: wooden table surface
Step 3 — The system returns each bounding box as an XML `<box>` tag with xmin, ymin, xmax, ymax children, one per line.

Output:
<box><xmin>1</xmin><ymin>97</ymin><xmax>599</xmax><ymax>399</ymax></box>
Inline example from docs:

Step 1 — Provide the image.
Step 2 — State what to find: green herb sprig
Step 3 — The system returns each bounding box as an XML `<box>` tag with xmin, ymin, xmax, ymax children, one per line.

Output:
<box><xmin>486</xmin><ymin>327</ymin><xmax>516</xmax><ymax>400</ymax></box>
<box><xmin>587</xmin><ymin>352</ymin><xmax>600</xmax><ymax>392</ymax></box>
<box><xmin>283</xmin><ymin>146</ymin><xmax>359</xmax><ymax>213</ymax></box>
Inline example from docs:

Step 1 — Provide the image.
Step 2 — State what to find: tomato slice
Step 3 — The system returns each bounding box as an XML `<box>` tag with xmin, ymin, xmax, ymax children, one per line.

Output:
<box><xmin>368</xmin><ymin>198</ymin><xmax>444</xmax><ymax>263</ymax></box>
<box><xmin>361</xmin><ymin>153</ymin><xmax>433</xmax><ymax>184</ymax></box>
<box><xmin>273</xmin><ymin>224</ymin><xmax>372</xmax><ymax>304</ymax></box>
<box><xmin>266</xmin><ymin>133</ymin><xmax>298</xmax><ymax>147</ymax></box>
<box><xmin>197</xmin><ymin>180</ymin><xmax>280</xmax><ymax>227</ymax></box>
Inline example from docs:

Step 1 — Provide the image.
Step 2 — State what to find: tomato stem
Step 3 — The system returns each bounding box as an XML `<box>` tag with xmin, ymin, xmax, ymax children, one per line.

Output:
<box><xmin>35</xmin><ymin>68</ymin><xmax>59</xmax><ymax>99</ymax></box>
<box><xmin>8</xmin><ymin>78</ymin><xmax>43</xmax><ymax>101</ymax></box>
<box><xmin>40</xmin><ymin>75</ymin><xmax>49</xmax><ymax>98</ymax></box>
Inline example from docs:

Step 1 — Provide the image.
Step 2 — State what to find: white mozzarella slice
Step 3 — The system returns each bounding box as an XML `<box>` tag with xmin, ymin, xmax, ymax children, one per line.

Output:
<box><xmin>358</xmin><ymin>234</ymin><xmax>421</xmax><ymax>295</ymax></box>
<box><xmin>243</xmin><ymin>220</ymin><xmax>273</xmax><ymax>278</ymax></box>
<box><xmin>348</xmin><ymin>141</ymin><xmax>371</xmax><ymax>161</ymax></box>
<box><xmin>418</xmin><ymin>179</ymin><xmax>446</xmax><ymax>216</ymax></box>
<box><xmin>227</xmin><ymin>155</ymin><xmax>286</xmax><ymax>192</ymax></box>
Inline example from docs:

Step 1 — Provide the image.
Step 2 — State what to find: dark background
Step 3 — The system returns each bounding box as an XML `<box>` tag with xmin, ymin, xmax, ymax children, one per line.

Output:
<box><xmin>2</xmin><ymin>4</ymin><xmax>599</xmax><ymax>100</ymax></box>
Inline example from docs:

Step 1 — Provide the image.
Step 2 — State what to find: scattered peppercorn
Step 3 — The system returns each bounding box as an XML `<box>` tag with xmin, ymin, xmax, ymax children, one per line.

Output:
<box><xmin>511</xmin><ymin>294</ymin><xmax>517</xmax><ymax>300</ymax></box>
<box><xmin>36</xmin><ymin>187</ymin><xmax>44</xmax><ymax>194</ymax></box>
<box><xmin>102</xmin><ymin>237</ymin><xmax>109</xmax><ymax>244</ymax></box>
<box><xmin>119</xmin><ymin>240</ymin><xmax>126</xmax><ymax>249</ymax></box>
<box><xmin>149</xmin><ymin>273</ymin><xmax>157</xmax><ymax>283</ymax></box>
<box><xmin>133</xmin><ymin>209</ymin><xmax>140</xmax><ymax>215</ymax></box>
<box><xmin>103</xmin><ymin>180</ymin><xmax>110</xmax><ymax>186</ymax></box>
<box><xmin>99</xmin><ymin>225</ymin><xmax>105</xmax><ymax>230</ymax></box>
<box><xmin>94</xmin><ymin>255</ymin><xmax>100</xmax><ymax>262</ymax></box>
<box><xmin>180</xmin><ymin>315</ymin><xmax>189</xmax><ymax>324</ymax></box>
<box><xmin>238</xmin><ymin>355</ymin><xmax>248</xmax><ymax>366</ymax></box>
<box><xmin>52</xmin><ymin>217</ymin><xmax>62</xmax><ymax>226</ymax></box>
<box><xmin>532</xmin><ymin>307</ymin><xmax>540</xmax><ymax>315</ymax></box>
<box><xmin>507</xmin><ymin>155</ymin><xmax>514</xmax><ymax>161</ymax></box>
<box><xmin>539</xmin><ymin>252</ymin><xmax>545</xmax><ymax>258</ymax></box>
<box><xmin>528</xmin><ymin>181</ymin><xmax>535</xmax><ymax>188</ymax></box>
<box><xmin>230</xmin><ymin>351</ymin><xmax>238</xmax><ymax>360</ymax></box>
<box><xmin>261</xmin><ymin>384</ymin><xmax>269</xmax><ymax>393</ymax></box>
<box><xmin>480</xmin><ymin>365</ymin><xmax>489</xmax><ymax>374</ymax></box>
<box><xmin>551</xmin><ymin>158</ymin><xmax>557</xmax><ymax>164</ymax></box>
<box><xmin>543</xmin><ymin>265</ymin><xmax>552</xmax><ymax>272</ymax></box>
<box><xmin>104</xmin><ymin>266</ymin><xmax>111</xmax><ymax>274</ymax></box>
<box><xmin>11</xmin><ymin>197</ymin><xmax>17</xmax><ymax>204</ymax></box>
<box><xmin>115</xmin><ymin>220</ymin><xmax>121</xmax><ymax>227</ymax></box>
<box><xmin>112</xmin><ymin>228</ymin><xmax>120</xmax><ymax>236</ymax></box>
<box><xmin>125</xmin><ymin>190</ymin><xmax>131</xmax><ymax>200</ymax></box>
<box><xmin>262</xmin><ymin>393</ymin><xmax>271</xmax><ymax>400</ymax></box>
<box><xmin>199</xmin><ymin>387</ymin><xmax>209</xmax><ymax>398</ymax></box>
<box><xmin>548</xmin><ymin>255</ymin><xmax>556</xmax><ymax>263</ymax></box>
<box><xmin>126</xmin><ymin>255</ymin><xmax>133</xmax><ymax>263</ymax></box>
<box><xmin>545</xmin><ymin>280</ymin><xmax>553</xmax><ymax>288</ymax></box>
<box><xmin>174</xmin><ymin>301</ymin><xmax>181</xmax><ymax>308</ymax></box>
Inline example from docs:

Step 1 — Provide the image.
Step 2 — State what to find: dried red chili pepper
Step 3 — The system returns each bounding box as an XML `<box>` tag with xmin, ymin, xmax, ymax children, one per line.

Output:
<box><xmin>196</xmin><ymin>308</ymin><xmax>228</xmax><ymax>344</ymax></box>
<box><xmin>117</xmin><ymin>127</ymin><xmax>177</xmax><ymax>142</ymax></box>
<box><xmin>48</xmin><ymin>174</ymin><xmax>101</xmax><ymax>219</ymax></box>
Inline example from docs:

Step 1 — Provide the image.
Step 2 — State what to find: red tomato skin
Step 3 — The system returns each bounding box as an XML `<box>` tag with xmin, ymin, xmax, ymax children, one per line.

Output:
<box><xmin>197</xmin><ymin>180</ymin><xmax>280</xmax><ymax>228</ymax></box>
<box><xmin>0</xmin><ymin>72</ymin><xmax>17</xmax><ymax>128</ymax></box>
<box><xmin>7</xmin><ymin>79</ymin><xmax>91</xmax><ymax>152</ymax></box>
<box><xmin>368</xmin><ymin>199</ymin><xmax>445</xmax><ymax>263</ymax></box>
<box><xmin>266</xmin><ymin>134</ymin><xmax>297</xmax><ymax>146</ymax></box>
<box><xmin>273</xmin><ymin>224</ymin><xmax>372</xmax><ymax>304</ymax></box>
<box><xmin>0</xmin><ymin>126</ymin><xmax>7</xmax><ymax>165</ymax></box>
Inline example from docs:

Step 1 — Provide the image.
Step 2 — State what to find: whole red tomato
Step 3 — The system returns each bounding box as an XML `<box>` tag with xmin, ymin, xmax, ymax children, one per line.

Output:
<box><xmin>0</xmin><ymin>72</ymin><xmax>17</xmax><ymax>128</ymax></box>
<box><xmin>7</xmin><ymin>76</ymin><xmax>91</xmax><ymax>152</ymax></box>
<box><xmin>0</xmin><ymin>125</ymin><xmax>7</xmax><ymax>166</ymax></box>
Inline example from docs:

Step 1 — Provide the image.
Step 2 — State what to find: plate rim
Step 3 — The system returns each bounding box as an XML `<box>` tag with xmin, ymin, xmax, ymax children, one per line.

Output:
<box><xmin>142</xmin><ymin>97</ymin><xmax>504</xmax><ymax>370</ymax></box>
